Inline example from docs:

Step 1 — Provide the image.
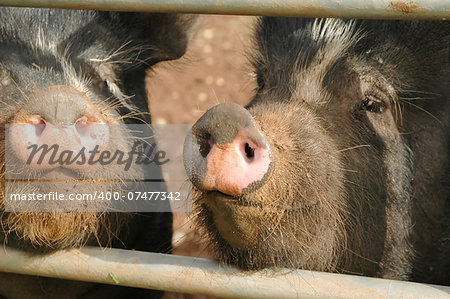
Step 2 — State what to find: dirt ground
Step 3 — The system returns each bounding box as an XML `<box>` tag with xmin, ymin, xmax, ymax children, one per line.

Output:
<box><xmin>147</xmin><ymin>15</ymin><xmax>256</xmax><ymax>298</ymax></box>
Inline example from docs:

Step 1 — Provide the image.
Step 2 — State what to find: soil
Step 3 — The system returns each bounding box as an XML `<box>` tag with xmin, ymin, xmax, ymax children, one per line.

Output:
<box><xmin>147</xmin><ymin>15</ymin><xmax>256</xmax><ymax>298</ymax></box>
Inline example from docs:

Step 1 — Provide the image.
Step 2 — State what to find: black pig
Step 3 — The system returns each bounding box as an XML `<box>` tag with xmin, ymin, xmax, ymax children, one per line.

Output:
<box><xmin>184</xmin><ymin>17</ymin><xmax>450</xmax><ymax>282</ymax></box>
<box><xmin>0</xmin><ymin>7</ymin><xmax>197</xmax><ymax>298</ymax></box>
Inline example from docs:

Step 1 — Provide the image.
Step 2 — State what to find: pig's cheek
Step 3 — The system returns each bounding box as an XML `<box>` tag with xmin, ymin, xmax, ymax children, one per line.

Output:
<box><xmin>204</xmin><ymin>193</ymin><xmax>261</xmax><ymax>249</ymax></box>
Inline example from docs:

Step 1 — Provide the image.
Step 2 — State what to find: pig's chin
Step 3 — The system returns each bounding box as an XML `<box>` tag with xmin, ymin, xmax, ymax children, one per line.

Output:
<box><xmin>1</xmin><ymin>168</ymin><xmax>124</xmax><ymax>250</ymax></box>
<box><xmin>3</xmin><ymin>211</ymin><xmax>104</xmax><ymax>250</ymax></box>
<box><xmin>203</xmin><ymin>191</ymin><xmax>262</xmax><ymax>249</ymax></box>
<box><xmin>202</xmin><ymin>190</ymin><xmax>309</xmax><ymax>248</ymax></box>
<box><xmin>201</xmin><ymin>190</ymin><xmax>315</xmax><ymax>250</ymax></box>
<box><xmin>196</xmin><ymin>188</ymin><xmax>344</xmax><ymax>270</ymax></box>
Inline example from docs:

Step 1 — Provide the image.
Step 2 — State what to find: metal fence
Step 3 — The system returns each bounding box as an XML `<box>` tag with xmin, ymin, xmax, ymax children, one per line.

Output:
<box><xmin>0</xmin><ymin>1</ymin><xmax>449</xmax><ymax>298</ymax></box>
<box><xmin>0</xmin><ymin>246</ymin><xmax>449</xmax><ymax>298</ymax></box>
<box><xmin>0</xmin><ymin>0</ymin><xmax>449</xmax><ymax>20</ymax></box>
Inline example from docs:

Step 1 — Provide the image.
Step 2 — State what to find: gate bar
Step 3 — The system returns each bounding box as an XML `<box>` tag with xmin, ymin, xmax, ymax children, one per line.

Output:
<box><xmin>0</xmin><ymin>0</ymin><xmax>449</xmax><ymax>20</ymax></box>
<box><xmin>0</xmin><ymin>246</ymin><xmax>449</xmax><ymax>298</ymax></box>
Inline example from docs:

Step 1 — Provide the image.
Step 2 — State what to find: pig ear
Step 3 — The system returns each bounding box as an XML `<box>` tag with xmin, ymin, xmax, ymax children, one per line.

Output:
<box><xmin>108</xmin><ymin>13</ymin><xmax>199</xmax><ymax>64</ymax></box>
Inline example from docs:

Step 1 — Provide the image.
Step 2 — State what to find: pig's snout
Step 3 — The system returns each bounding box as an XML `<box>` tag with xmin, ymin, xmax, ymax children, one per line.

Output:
<box><xmin>184</xmin><ymin>103</ymin><xmax>273</xmax><ymax>197</ymax></box>
<box><xmin>8</xmin><ymin>86</ymin><xmax>109</xmax><ymax>170</ymax></box>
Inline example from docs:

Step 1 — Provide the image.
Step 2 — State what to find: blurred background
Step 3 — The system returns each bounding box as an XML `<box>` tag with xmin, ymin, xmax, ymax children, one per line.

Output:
<box><xmin>147</xmin><ymin>15</ymin><xmax>256</xmax><ymax>298</ymax></box>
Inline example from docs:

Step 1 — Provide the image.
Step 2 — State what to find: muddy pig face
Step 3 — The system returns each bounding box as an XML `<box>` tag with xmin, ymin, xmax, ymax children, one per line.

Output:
<box><xmin>0</xmin><ymin>8</ymin><xmax>197</xmax><ymax>250</ymax></box>
<box><xmin>185</xmin><ymin>18</ymin><xmax>449</xmax><ymax>276</ymax></box>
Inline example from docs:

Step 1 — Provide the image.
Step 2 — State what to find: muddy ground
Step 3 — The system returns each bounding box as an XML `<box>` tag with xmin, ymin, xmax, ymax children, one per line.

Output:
<box><xmin>147</xmin><ymin>15</ymin><xmax>256</xmax><ymax>298</ymax></box>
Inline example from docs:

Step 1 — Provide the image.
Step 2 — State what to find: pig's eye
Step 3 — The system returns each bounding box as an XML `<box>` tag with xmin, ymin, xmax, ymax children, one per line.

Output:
<box><xmin>361</xmin><ymin>95</ymin><xmax>384</xmax><ymax>113</ymax></box>
<box><xmin>102</xmin><ymin>80</ymin><xmax>109</xmax><ymax>91</ymax></box>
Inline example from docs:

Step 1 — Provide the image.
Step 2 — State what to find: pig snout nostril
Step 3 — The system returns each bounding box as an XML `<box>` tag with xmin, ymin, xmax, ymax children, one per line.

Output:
<box><xmin>25</xmin><ymin>116</ymin><xmax>46</xmax><ymax>136</ymax></box>
<box><xmin>198</xmin><ymin>135</ymin><xmax>212</xmax><ymax>158</ymax></box>
<box><xmin>75</xmin><ymin>116</ymin><xmax>88</xmax><ymax>125</ymax></box>
<box><xmin>75</xmin><ymin>116</ymin><xmax>90</xmax><ymax>136</ymax></box>
<box><xmin>198</xmin><ymin>133</ymin><xmax>272</xmax><ymax>197</ymax></box>
<box><xmin>185</xmin><ymin>103</ymin><xmax>274</xmax><ymax>196</ymax></box>
<box><xmin>74</xmin><ymin>116</ymin><xmax>102</xmax><ymax>137</ymax></box>
<box><xmin>244</xmin><ymin>143</ymin><xmax>255</xmax><ymax>161</ymax></box>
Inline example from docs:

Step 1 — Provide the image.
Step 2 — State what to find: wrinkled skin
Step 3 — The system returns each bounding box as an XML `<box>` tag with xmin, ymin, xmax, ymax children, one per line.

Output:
<box><xmin>185</xmin><ymin>17</ymin><xmax>450</xmax><ymax>283</ymax></box>
<box><xmin>0</xmin><ymin>8</ymin><xmax>197</xmax><ymax>298</ymax></box>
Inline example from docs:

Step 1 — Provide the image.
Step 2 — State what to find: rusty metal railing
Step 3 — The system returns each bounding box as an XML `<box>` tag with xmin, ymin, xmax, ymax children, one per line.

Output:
<box><xmin>0</xmin><ymin>0</ymin><xmax>448</xmax><ymax>20</ymax></box>
<box><xmin>0</xmin><ymin>246</ymin><xmax>449</xmax><ymax>298</ymax></box>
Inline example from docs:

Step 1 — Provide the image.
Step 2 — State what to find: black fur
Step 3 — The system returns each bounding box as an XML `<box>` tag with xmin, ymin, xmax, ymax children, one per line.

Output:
<box><xmin>0</xmin><ymin>7</ymin><xmax>197</xmax><ymax>298</ymax></box>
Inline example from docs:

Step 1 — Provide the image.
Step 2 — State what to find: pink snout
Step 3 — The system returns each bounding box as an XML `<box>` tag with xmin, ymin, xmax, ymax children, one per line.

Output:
<box><xmin>9</xmin><ymin>115</ymin><xmax>108</xmax><ymax>170</ymax></box>
<box><xmin>184</xmin><ymin>102</ymin><xmax>273</xmax><ymax>197</ymax></box>
<box><xmin>8</xmin><ymin>86</ymin><xmax>109</xmax><ymax>171</ymax></box>
<box><xmin>203</xmin><ymin>131</ymin><xmax>271</xmax><ymax>196</ymax></box>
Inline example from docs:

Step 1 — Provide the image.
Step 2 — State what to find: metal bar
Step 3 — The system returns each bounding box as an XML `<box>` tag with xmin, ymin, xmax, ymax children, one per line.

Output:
<box><xmin>0</xmin><ymin>0</ymin><xmax>448</xmax><ymax>20</ymax></box>
<box><xmin>0</xmin><ymin>246</ymin><xmax>449</xmax><ymax>298</ymax></box>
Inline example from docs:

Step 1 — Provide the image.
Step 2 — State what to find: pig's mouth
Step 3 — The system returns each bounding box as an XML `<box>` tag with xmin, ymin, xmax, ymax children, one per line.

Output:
<box><xmin>206</xmin><ymin>190</ymin><xmax>257</xmax><ymax>207</ymax></box>
<box><xmin>2</xmin><ymin>166</ymin><xmax>123</xmax><ymax>249</ymax></box>
<box><xmin>38</xmin><ymin>167</ymin><xmax>116</xmax><ymax>182</ymax></box>
<box><xmin>202</xmin><ymin>191</ymin><xmax>263</xmax><ymax>210</ymax></box>
<box><xmin>40</xmin><ymin>167</ymin><xmax>81</xmax><ymax>180</ymax></box>
<box><xmin>213</xmin><ymin>191</ymin><xmax>237</xmax><ymax>199</ymax></box>
<box><xmin>201</xmin><ymin>191</ymin><xmax>261</xmax><ymax>249</ymax></box>
<box><xmin>202</xmin><ymin>189</ymin><xmax>321</xmax><ymax>214</ymax></box>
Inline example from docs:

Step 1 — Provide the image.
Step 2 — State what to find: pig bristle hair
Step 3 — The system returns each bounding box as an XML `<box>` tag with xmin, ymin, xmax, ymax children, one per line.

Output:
<box><xmin>249</xmin><ymin>18</ymin><xmax>363</xmax><ymax>106</ymax></box>
<box><xmin>106</xmin><ymin>80</ymin><xmax>139</xmax><ymax>112</ymax></box>
<box><xmin>89</xmin><ymin>40</ymin><xmax>135</xmax><ymax>64</ymax></box>
<box><xmin>294</xmin><ymin>19</ymin><xmax>362</xmax><ymax>105</ymax></box>
<box><xmin>196</xmin><ymin>17</ymin><xmax>448</xmax><ymax>278</ymax></box>
<box><xmin>0</xmin><ymin>80</ymin><xmax>141</xmax><ymax>251</ymax></box>
<box><xmin>89</xmin><ymin>41</ymin><xmax>161</xmax><ymax>69</ymax></box>
<box><xmin>35</xmin><ymin>32</ymin><xmax>141</xmax><ymax>116</ymax></box>
<box><xmin>194</xmin><ymin>101</ymin><xmax>347</xmax><ymax>272</ymax></box>
<box><xmin>310</xmin><ymin>19</ymin><xmax>359</xmax><ymax>47</ymax></box>
<box><xmin>34</xmin><ymin>28</ymin><xmax>90</xmax><ymax>94</ymax></box>
<box><xmin>35</xmin><ymin>27</ymin><xmax>57</xmax><ymax>57</ymax></box>
<box><xmin>0</xmin><ymin>107</ymin><xmax>143</xmax><ymax>249</ymax></box>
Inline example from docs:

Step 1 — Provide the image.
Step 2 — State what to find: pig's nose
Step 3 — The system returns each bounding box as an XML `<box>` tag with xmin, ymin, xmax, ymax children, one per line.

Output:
<box><xmin>8</xmin><ymin>113</ymin><xmax>109</xmax><ymax>171</ymax></box>
<box><xmin>184</xmin><ymin>103</ymin><xmax>273</xmax><ymax>197</ymax></box>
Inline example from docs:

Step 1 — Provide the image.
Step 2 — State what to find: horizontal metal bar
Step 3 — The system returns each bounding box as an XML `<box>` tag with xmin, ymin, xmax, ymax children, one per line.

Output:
<box><xmin>0</xmin><ymin>246</ymin><xmax>449</xmax><ymax>298</ymax></box>
<box><xmin>0</xmin><ymin>0</ymin><xmax>449</xmax><ymax>20</ymax></box>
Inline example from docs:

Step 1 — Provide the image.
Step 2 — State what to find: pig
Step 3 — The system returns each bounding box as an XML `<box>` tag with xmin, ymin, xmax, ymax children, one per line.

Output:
<box><xmin>0</xmin><ymin>7</ymin><xmax>197</xmax><ymax>298</ymax></box>
<box><xmin>184</xmin><ymin>17</ymin><xmax>450</xmax><ymax>283</ymax></box>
